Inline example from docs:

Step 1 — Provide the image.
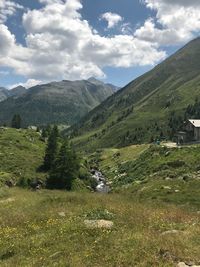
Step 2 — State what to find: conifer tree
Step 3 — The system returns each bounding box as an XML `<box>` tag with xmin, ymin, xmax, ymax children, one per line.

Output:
<box><xmin>43</xmin><ymin>125</ymin><xmax>59</xmax><ymax>170</ymax></box>
<box><xmin>11</xmin><ymin>114</ymin><xmax>21</xmax><ymax>129</ymax></box>
<box><xmin>46</xmin><ymin>141</ymin><xmax>79</xmax><ymax>190</ymax></box>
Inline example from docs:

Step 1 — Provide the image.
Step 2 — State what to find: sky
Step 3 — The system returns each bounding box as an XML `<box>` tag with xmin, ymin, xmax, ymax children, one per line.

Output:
<box><xmin>0</xmin><ymin>0</ymin><xmax>200</xmax><ymax>89</ymax></box>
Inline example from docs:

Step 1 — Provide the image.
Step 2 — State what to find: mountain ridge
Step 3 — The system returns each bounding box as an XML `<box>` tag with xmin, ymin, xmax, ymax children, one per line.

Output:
<box><xmin>70</xmin><ymin>37</ymin><xmax>200</xmax><ymax>150</ymax></box>
<box><xmin>0</xmin><ymin>79</ymin><xmax>117</xmax><ymax>126</ymax></box>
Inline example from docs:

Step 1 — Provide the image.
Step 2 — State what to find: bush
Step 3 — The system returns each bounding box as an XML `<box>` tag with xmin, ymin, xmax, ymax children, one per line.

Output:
<box><xmin>17</xmin><ymin>177</ymin><xmax>30</xmax><ymax>188</ymax></box>
<box><xmin>167</xmin><ymin>160</ymin><xmax>186</xmax><ymax>168</ymax></box>
<box><xmin>84</xmin><ymin>208</ymin><xmax>115</xmax><ymax>220</ymax></box>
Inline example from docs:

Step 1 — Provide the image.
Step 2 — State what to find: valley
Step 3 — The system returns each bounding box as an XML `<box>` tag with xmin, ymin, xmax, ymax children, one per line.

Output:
<box><xmin>0</xmin><ymin>127</ymin><xmax>200</xmax><ymax>266</ymax></box>
<box><xmin>0</xmin><ymin>36</ymin><xmax>200</xmax><ymax>267</ymax></box>
<box><xmin>70</xmin><ymin>37</ymin><xmax>200</xmax><ymax>151</ymax></box>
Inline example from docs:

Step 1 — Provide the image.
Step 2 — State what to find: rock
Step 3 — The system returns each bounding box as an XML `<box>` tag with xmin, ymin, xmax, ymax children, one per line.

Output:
<box><xmin>30</xmin><ymin>179</ymin><xmax>44</xmax><ymax>190</ymax></box>
<box><xmin>96</xmin><ymin>183</ymin><xmax>110</xmax><ymax>193</ymax></box>
<box><xmin>185</xmin><ymin>261</ymin><xmax>196</xmax><ymax>266</ymax></box>
<box><xmin>5</xmin><ymin>179</ymin><xmax>16</xmax><ymax>187</ymax></box>
<box><xmin>165</xmin><ymin>151</ymin><xmax>171</xmax><ymax>157</ymax></box>
<box><xmin>161</xmin><ymin>229</ymin><xmax>180</xmax><ymax>236</ymax></box>
<box><xmin>177</xmin><ymin>263</ymin><xmax>188</xmax><ymax>267</ymax></box>
<box><xmin>84</xmin><ymin>219</ymin><xmax>113</xmax><ymax>229</ymax></box>
<box><xmin>162</xmin><ymin>186</ymin><xmax>172</xmax><ymax>190</ymax></box>
<box><xmin>90</xmin><ymin>169</ymin><xmax>96</xmax><ymax>175</ymax></box>
<box><xmin>177</xmin><ymin>262</ymin><xmax>200</xmax><ymax>267</ymax></box>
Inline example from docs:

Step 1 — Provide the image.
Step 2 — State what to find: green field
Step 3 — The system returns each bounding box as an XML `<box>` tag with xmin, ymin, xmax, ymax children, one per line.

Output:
<box><xmin>0</xmin><ymin>128</ymin><xmax>45</xmax><ymax>186</ymax></box>
<box><xmin>0</xmin><ymin>188</ymin><xmax>200</xmax><ymax>267</ymax></box>
<box><xmin>0</xmin><ymin>129</ymin><xmax>200</xmax><ymax>266</ymax></box>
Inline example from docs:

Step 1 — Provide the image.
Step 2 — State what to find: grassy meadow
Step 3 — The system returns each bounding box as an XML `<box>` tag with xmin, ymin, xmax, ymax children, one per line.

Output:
<box><xmin>0</xmin><ymin>127</ymin><xmax>45</xmax><ymax>186</ymax></box>
<box><xmin>0</xmin><ymin>188</ymin><xmax>200</xmax><ymax>267</ymax></box>
<box><xmin>0</xmin><ymin>128</ymin><xmax>200</xmax><ymax>266</ymax></box>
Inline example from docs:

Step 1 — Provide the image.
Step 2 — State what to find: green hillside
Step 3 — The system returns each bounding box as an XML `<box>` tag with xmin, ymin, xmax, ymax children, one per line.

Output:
<box><xmin>89</xmin><ymin>143</ymin><xmax>200</xmax><ymax>207</ymax></box>
<box><xmin>0</xmin><ymin>79</ymin><xmax>115</xmax><ymax>127</ymax></box>
<box><xmin>0</xmin><ymin>127</ymin><xmax>45</xmax><ymax>186</ymax></box>
<box><xmin>71</xmin><ymin>37</ymin><xmax>200</xmax><ymax>151</ymax></box>
<box><xmin>0</xmin><ymin>130</ymin><xmax>200</xmax><ymax>266</ymax></box>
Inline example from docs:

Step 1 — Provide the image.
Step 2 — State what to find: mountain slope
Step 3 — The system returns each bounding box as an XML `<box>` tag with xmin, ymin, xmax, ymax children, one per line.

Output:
<box><xmin>10</xmin><ymin>86</ymin><xmax>26</xmax><ymax>97</ymax></box>
<box><xmin>0</xmin><ymin>127</ymin><xmax>45</xmax><ymax>186</ymax></box>
<box><xmin>0</xmin><ymin>87</ymin><xmax>10</xmax><ymax>102</ymax></box>
<box><xmin>71</xmin><ymin>37</ymin><xmax>200</xmax><ymax>150</ymax></box>
<box><xmin>0</xmin><ymin>86</ymin><xmax>26</xmax><ymax>103</ymax></box>
<box><xmin>0</xmin><ymin>79</ymin><xmax>115</xmax><ymax>126</ymax></box>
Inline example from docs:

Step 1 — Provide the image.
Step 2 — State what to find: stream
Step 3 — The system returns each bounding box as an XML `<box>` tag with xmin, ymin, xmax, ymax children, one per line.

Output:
<box><xmin>91</xmin><ymin>169</ymin><xmax>111</xmax><ymax>193</ymax></box>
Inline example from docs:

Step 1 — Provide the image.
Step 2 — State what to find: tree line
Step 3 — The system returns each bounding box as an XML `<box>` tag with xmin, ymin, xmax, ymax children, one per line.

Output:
<box><xmin>9</xmin><ymin>115</ymin><xmax>81</xmax><ymax>191</ymax></box>
<box><xmin>43</xmin><ymin>125</ymin><xmax>80</xmax><ymax>190</ymax></box>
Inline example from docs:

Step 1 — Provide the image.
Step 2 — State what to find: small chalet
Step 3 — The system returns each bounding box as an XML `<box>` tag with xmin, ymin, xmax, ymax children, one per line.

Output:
<box><xmin>175</xmin><ymin>119</ymin><xmax>200</xmax><ymax>144</ymax></box>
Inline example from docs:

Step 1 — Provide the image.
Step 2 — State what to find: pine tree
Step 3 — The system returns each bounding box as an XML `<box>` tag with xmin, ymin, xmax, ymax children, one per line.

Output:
<box><xmin>11</xmin><ymin>114</ymin><xmax>21</xmax><ymax>129</ymax></box>
<box><xmin>46</xmin><ymin>141</ymin><xmax>79</xmax><ymax>190</ymax></box>
<box><xmin>43</xmin><ymin>125</ymin><xmax>59</xmax><ymax>170</ymax></box>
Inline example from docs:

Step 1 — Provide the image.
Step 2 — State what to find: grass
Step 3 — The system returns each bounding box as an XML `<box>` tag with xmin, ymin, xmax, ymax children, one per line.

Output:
<box><xmin>71</xmin><ymin>38</ymin><xmax>200</xmax><ymax>151</ymax></box>
<box><xmin>88</xmin><ymin>144</ymin><xmax>200</xmax><ymax>208</ymax></box>
<box><xmin>0</xmin><ymin>127</ymin><xmax>45</xmax><ymax>186</ymax></box>
<box><xmin>0</xmin><ymin>129</ymin><xmax>200</xmax><ymax>266</ymax></box>
<box><xmin>0</xmin><ymin>188</ymin><xmax>200</xmax><ymax>267</ymax></box>
<box><xmin>88</xmin><ymin>144</ymin><xmax>149</xmax><ymax>181</ymax></box>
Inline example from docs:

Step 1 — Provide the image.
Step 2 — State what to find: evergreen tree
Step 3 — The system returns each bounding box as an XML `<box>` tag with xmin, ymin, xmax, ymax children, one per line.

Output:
<box><xmin>43</xmin><ymin>125</ymin><xmax>59</xmax><ymax>170</ymax></box>
<box><xmin>11</xmin><ymin>114</ymin><xmax>21</xmax><ymax>129</ymax></box>
<box><xmin>46</xmin><ymin>141</ymin><xmax>79</xmax><ymax>190</ymax></box>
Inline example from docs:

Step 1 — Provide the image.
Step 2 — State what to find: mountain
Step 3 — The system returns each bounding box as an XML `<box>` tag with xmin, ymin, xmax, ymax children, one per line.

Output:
<box><xmin>0</xmin><ymin>87</ymin><xmax>10</xmax><ymax>102</ymax></box>
<box><xmin>88</xmin><ymin>77</ymin><xmax>120</xmax><ymax>92</ymax></box>
<box><xmin>71</xmin><ymin>37</ymin><xmax>200</xmax><ymax>150</ymax></box>
<box><xmin>10</xmin><ymin>86</ymin><xmax>26</xmax><ymax>97</ymax></box>
<box><xmin>0</xmin><ymin>79</ymin><xmax>116</xmax><ymax>126</ymax></box>
<box><xmin>0</xmin><ymin>86</ymin><xmax>26</xmax><ymax>103</ymax></box>
<box><xmin>106</xmin><ymin>83</ymin><xmax>120</xmax><ymax>92</ymax></box>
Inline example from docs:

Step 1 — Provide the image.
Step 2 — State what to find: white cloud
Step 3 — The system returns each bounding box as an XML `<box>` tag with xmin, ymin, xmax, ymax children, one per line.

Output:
<box><xmin>136</xmin><ymin>0</ymin><xmax>200</xmax><ymax>45</ymax></box>
<box><xmin>9</xmin><ymin>79</ymin><xmax>42</xmax><ymax>89</ymax></box>
<box><xmin>100</xmin><ymin>12</ymin><xmax>123</xmax><ymax>29</ymax></box>
<box><xmin>0</xmin><ymin>0</ymin><xmax>23</xmax><ymax>23</ymax></box>
<box><xmin>0</xmin><ymin>24</ymin><xmax>15</xmax><ymax>54</ymax></box>
<box><xmin>0</xmin><ymin>0</ymin><xmax>170</xmax><ymax>82</ymax></box>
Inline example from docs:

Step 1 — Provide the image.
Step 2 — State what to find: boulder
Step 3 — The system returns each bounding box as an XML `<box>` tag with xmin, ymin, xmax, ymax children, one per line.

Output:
<box><xmin>30</xmin><ymin>179</ymin><xmax>44</xmax><ymax>190</ymax></box>
<box><xmin>177</xmin><ymin>263</ymin><xmax>200</xmax><ymax>267</ymax></box>
<box><xmin>177</xmin><ymin>263</ymin><xmax>188</xmax><ymax>267</ymax></box>
<box><xmin>5</xmin><ymin>179</ymin><xmax>16</xmax><ymax>187</ymax></box>
<box><xmin>161</xmin><ymin>229</ymin><xmax>181</xmax><ymax>236</ymax></box>
<box><xmin>84</xmin><ymin>219</ymin><xmax>113</xmax><ymax>229</ymax></box>
<box><xmin>162</xmin><ymin>186</ymin><xmax>172</xmax><ymax>190</ymax></box>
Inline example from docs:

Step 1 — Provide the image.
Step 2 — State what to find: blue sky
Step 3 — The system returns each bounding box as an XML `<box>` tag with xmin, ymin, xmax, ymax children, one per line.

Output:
<box><xmin>0</xmin><ymin>0</ymin><xmax>199</xmax><ymax>88</ymax></box>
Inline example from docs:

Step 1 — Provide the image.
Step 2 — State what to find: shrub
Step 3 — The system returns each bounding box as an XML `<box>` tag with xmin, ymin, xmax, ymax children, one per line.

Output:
<box><xmin>84</xmin><ymin>208</ymin><xmax>115</xmax><ymax>220</ymax></box>
<box><xmin>167</xmin><ymin>160</ymin><xmax>186</xmax><ymax>168</ymax></box>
